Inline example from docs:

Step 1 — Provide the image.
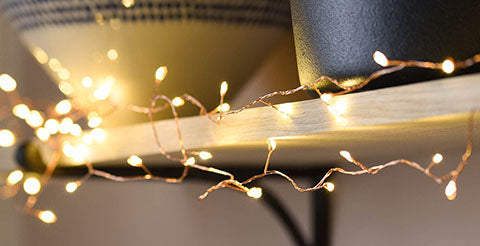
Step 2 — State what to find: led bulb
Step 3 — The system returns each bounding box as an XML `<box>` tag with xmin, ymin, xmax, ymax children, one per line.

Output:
<box><xmin>59</xmin><ymin>117</ymin><xmax>74</xmax><ymax>134</ymax></box>
<box><xmin>65</xmin><ymin>182</ymin><xmax>78</xmax><ymax>193</ymax></box>
<box><xmin>199</xmin><ymin>151</ymin><xmax>213</xmax><ymax>160</ymax></box>
<box><xmin>55</xmin><ymin>100</ymin><xmax>72</xmax><ymax>115</ymax></box>
<box><xmin>6</xmin><ymin>170</ymin><xmax>24</xmax><ymax>186</ymax></box>
<box><xmin>445</xmin><ymin>180</ymin><xmax>457</xmax><ymax>200</ymax></box>
<box><xmin>247</xmin><ymin>187</ymin><xmax>262</xmax><ymax>199</ymax></box>
<box><xmin>0</xmin><ymin>129</ymin><xmax>15</xmax><ymax>147</ymax></box>
<box><xmin>267</xmin><ymin>138</ymin><xmax>276</xmax><ymax>151</ymax></box>
<box><xmin>82</xmin><ymin>77</ymin><xmax>93</xmax><ymax>88</ymax></box>
<box><xmin>23</xmin><ymin>177</ymin><xmax>41</xmax><ymax>195</ymax></box>
<box><xmin>373</xmin><ymin>51</ymin><xmax>389</xmax><ymax>67</ymax></box>
<box><xmin>184</xmin><ymin>157</ymin><xmax>196</xmax><ymax>166</ymax></box>
<box><xmin>26</xmin><ymin>110</ymin><xmax>44</xmax><ymax>128</ymax></box>
<box><xmin>442</xmin><ymin>58</ymin><xmax>455</xmax><ymax>74</ymax></box>
<box><xmin>218</xmin><ymin>103</ymin><xmax>230</xmax><ymax>113</ymax></box>
<box><xmin>172</xmin><ymin>97</ymin><xmax>185</xmax><ymax>107</ymax></box>
<box><xmin>12</xmin><ymin>104</ymin><xmax>30</xmax><ymax>119</ymax></box>
<box><xmin>220</xmin><ymin>81</ymin><xmax>228</xmax><ymax>96</ymax></box>
<box><xmin>107</xmin><ymin>49</ymin><xmax>118</xmax><ymax>61</ymax></box>
<box><xmin>122</xmin><ymin>0</ymin><xmax>135</xmax><ymax>8</ymax></box>
<box><xmin>127</xmin><ymin>155</ymin><xmax>143</xmax><ymax>167</ymax></box>
<box><xmin>44</xmin><ymin>119</ymin><xmax>60</xmax><ymax>134</ymax></box>
<box><xmin>324</xmin><ymin>182</ymin><xmax>335</xmax><ymax>192</ymax></box>
<box><xmin>339</xmin><ymin>150</ymin><xmax>354</xmax><ymax>162</ymax></box>
<box><xmin>35</xmin><ymin>128</ymin><xmax>50</xmax><ymax>142</ymax></box>
<box><xmin>37</xmin><ymin>210</ymin><xmax>57</xmax><ymax>224</ymax></box>
<box><xmin>91</xmin><ymin>128</ymin><xmax>106</xmax><ymax>142</ymax></box>
<box><xmin>94</xmin><ymin>78</ymin><xmax>114</xmax><ymax>100</ymax></box>
<box><xmin>432</xmin><ymin>153</ymin><xmax>443</xmax><ymax>164</ymax></box>
<box><xmin>320</xmin><ymin>94</ymin><xmax>332</xmax><ymax>103</ymax></box>
<box><xmin>0</xmin><ymin>74</ymin><xmax>17</xmax><ymax>92</ymax></box>
<box><xmin>70</xmin><ymin>124</ymin><xmax>82</xmax><ymax>136</ymax></box>
<box><xmin>155</xmin><ymin>66</ymin><xmax>168</xmax><ymax>81</ymax></box>
<box><xmin>58</xmin><ymin>81</ymin><xmax>73</xmax><ymax>95</ymax></box>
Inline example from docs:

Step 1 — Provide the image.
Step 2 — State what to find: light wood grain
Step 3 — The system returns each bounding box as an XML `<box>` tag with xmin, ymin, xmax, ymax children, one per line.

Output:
<box><xmin>44</xmin><ymin>74</ymin><xmax>480</xmax><ymax>167</ymax></box>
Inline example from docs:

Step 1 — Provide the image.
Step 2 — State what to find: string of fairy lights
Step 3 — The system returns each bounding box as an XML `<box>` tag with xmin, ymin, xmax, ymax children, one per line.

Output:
<box><xmin>0</xmin><ymin>48</ymin><xmax>478</xmax><ymax>224</ymax></box>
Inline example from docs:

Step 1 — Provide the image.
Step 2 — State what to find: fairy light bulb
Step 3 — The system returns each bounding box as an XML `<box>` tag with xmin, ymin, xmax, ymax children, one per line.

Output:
<box><xmin>445</xmin><ymin>180</ymin><xmax>457</xmax><ymax>200</ymax></box>
<box><xmin>62</xmin><ymin>142</ymin><xmax>76</xmax><ymax>157</ymax></box>
<box><xmin>26</xmin><ymin>110</ymin><xmax>44</xmax><ymax>128</ymax></box>
<box><xmin>199</xmin><ymin>151</ymin><xmax>213</xmax><ymax>160</ymax></box>
<box><xmin>58</xmin><ymin>81</ymin><xmax>73</xmax><ymax>95</ymax></box>
<box><xmin>23</xmin><ymin>177</ymin><xmax>41</xmax><ymax>195</ymax></box>
<box><xmin>70</xmin><ymin>124</ymin><xmax>82</xmax><ymax>136</ymax></box>
<box><xmin>122</xmin><ymin>0</ymin><xmax>135</xmax><ymax>8</ymax></box>
<box><xmin>172</xmin><ymin>97</ymin><xmax>185</xmax><ymax>107</ymax></box>
<box><xmin>155</xmin><ymin>66</ymin><xmax>168</xmax><ymax>81</ymax></box>
<box><xmin>107</xmin><ymin>49</ymin><xmax>118</xmax><ymax>61</ymax></box>
<box><xmin>32</xmin><ymin>47</ymin><xmax>48</xmax><ymax>64</ymax></box>
<box><xmin>65</xmin><ymin>182</ymin><xmax>78</xmax><ymax>193</ymax></box>
<box><xmin>0</xmin><ymin>129</ymin><xmax>15</xmax><ymax>147</ymax></box>
<box><xmin>55</xmin><ymin>100</ymin><xmax>72</xmax><ymax>115</ymax></box>
<box><xmin>37</xmin><ymin>210</ymin><xmax>57</xmax><ymax>224</ymax></box>
<box><xmin>267</xmin><ymin>138</ymin><xmax>276</xmax><ymax>151</ymax></box>
<box><xmin>48</xmin><ymin>58</ymin><xmax>61</xmax><ymax>72</ymax></box>
<box><xmin>12</xmin><ymin>104</ymin><xmax>30</xmax><ymax>119</ymax></box>
<box><xmin>59</xmin><ymin>117</ymin><xmax>74</xmax><ymax>134</ymax></box>
<box><xmin>184</xmin><ymin>157</ymin><xmax>196</xmax><ymax>166</ymax></box>
<box><xmin>94</xmin><ymin>78</ymin><xmax>114</xmax><ymax>100</ymax></box>
<box><xmin>339</xmin><ymin>150</ymin><xmax>354</xmax><ymax>162</ymax></box>
<box><xmin>320</xmin><ymin>93</ymin><xmax>332</xmax><ymax>103</ymax></box>
<box><xmin>442</xmin><ymin>58</ymin><xmax>455</xmax><ymax>74</ymax></box>
<box><xmin>432</xmin><ymin>153</ymin><xmax>443</xmax><ymax>164</ymax></box>
<box><xmin>247</xmin><ymin>187</ymin><xmax>262</xmax><ymax>199</ymax></box>
<box><xmin>58</xmin><ymin>68</ymin><xmax>70</xmax><ymax>80</ymax></box>
<box><xmin>91</xmin><ymin>128</ymin><xmax>106</xmax><ymax>142</ymax></box>
<box><xmin>35</xmin><ymin>128</ymin><xmax>50</xmax><ymax>142</ymax></box>
<box><xmin>44</xmin><ymin>119</ymin><xmax>60</xmax><ymax>134</ymax></box>
<box><xmin>127</xmin><ymin>155</ymin><xmax>143</xmax><ymax>167</ymax></box>
<box><xmin>0</xmin><ymin>74</ymin><xmax>17</xmax><ymax>92</ymax></box>
<box><xmin>324</xmin><ymin>182</ymin><xmax>335</xmax><ymax>192</ymax></box>
<box><xmin>83</xmin><ymin>133</ymin><xmax>94</xmax><ymax>145</ymax></box>
<box><xmin>6</xmin><ymin>170</ymin><xmax>23</xmax><ymax>186</ymax></box>
<box><xmin>373</xmin><ymin>51</ymin><xmax>389</xmax><ymax>67</ymax></box>
<box><xmin>218</xmin><ymin>103</ymin><xmax>230</xmax><ymax>112</ymax></box>
<box><xmin>82</xmin><ymin>77</ymin><xmax>93</xmax><ymax>88</ymax></box>
<box><xmin>220</xmin><ymin>81</ymin><xmax>228</xmax><ymax>96</ymax></box>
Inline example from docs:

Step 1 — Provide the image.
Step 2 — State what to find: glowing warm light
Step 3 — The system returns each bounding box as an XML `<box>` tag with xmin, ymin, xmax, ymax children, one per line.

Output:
<box><xmin>220</xmin><ymin>81</ymin><xmax>228</xmax><ymax>96</ymax></box>
<box><xmin>320</xmin><ymin>93</ymin><xmax>332</xmax><ymax>103</ymax></box>
<box><xmin>44</xmin><ymin>119</ymin><xmax>60</xmax><ymax>134</ymax></box>
<box><xmin>247</xmin><ymin>187</ymin><xmax>262</xmax><ymax>199</ymax></box>
<box><xmin>324</xmin><ymin>182</ymin><xmax>335</xmax><ymax>192</ymax></box>
<box><xmin>87</xmin><ymin>115</ymin><xmax>102</xmax><ymax>128</ymax></box>
<box><xmin>144</xmin><ymin>174</ymin><xmax>152</xmax><ymax>179</ymax></box>
<box><xmin>58</xmin><ymin>81</ymin><xmax>73</xmax><ymax>95</ymax></box>
<box><xmin>26</xmin><ymin>110</ymin><xmax>44</xmax><ymax>128</ymax></box>
<box><xmin>23</xmin><ymin>177</ymin><xmax>41</xmax><ymax>195</ymax></box>
<box><xmin>35</xmin><ymin>128</ymin><xmax>50</xmax><ymax>142</ymax></box>
<box><xmin>82</xmin><ymin>77</ymin><xmax>93</xmax><ymax>88</ymax></box>
<box><xmin>445</xmin><ymin>180</ymin><xmax>457</xmax><ymax>200</ymax></box>
<box><xmin>122</xmin><ymin>0</ymin><xmax>135</xmax><ymax>8</ymax></box>
<box><xmin>58</xmin><ymin>68</ymin><xmax>70</xmax><ymax>80</ymax></box>
<box><xmin>6</xmin><ymin>170</ymin><xmax>23</xmax><ymax>186</ymax></box>
<box><xmin>0</xmin><ymin>129</ymin><xmax>15</xmax><ymax>147</ymax></box>
<box><xmin>37</xmin><ymin>210</ymin><xmax>57</xmax><ymax>224</ymax></box>
<box><xmin>62</xmin><ymin>142</ymin><xmax>76</xmax><ymax>157</ymax></box>
<box><xmin>199</xmin><ymin>151</ymin><xmax>213</xmax><ymax>160</ymax></box>
<box><xmin>373</xmin><ymin>51</ymin><xmax>389</xmax><ymax>67</ymax></box>
<box><xmin>218</xmin><ymin>103</ymin><xmax>230</xmax><ymax>113</ymax></box>
<box><xmin>127</xmin><ymin>155</ymin><xmax>143</xmax><ymax>167</ymax></box>
<box><xmin>278</xmin><ymin>103</ymin><xmax>293</xmax><ymax>118</ymax></box>
<box><xmin>73</xmin><ymin>144</ymin><xmax>89</xmax><ymax>163</ymax></box>
<box><xmin>55</xmin><ymin>100</ymin><xmax>72</xmax><ymax>115</ymax></box>
<box><xmin>59</xmin><ymin>117</ymin><xmax>74</xmax><ymax>134</ymax></box>
<box><xmin>267</xmin><ymin>138</ymin><xmax>277</xmax><ymax>151</ymax></box>
<box><xmin>0</xmin><ymin>74</ymin><xmax>17</xmax><ymax>92</ymax></box>
<box><xmin>70</xmin><ymin>124</ymin><xmax>82</xmax><ymax>137</ymax></box>
<box><xmin>65</xmin><ymin>182</ymin><xmax>78</xmax><ymax>193</ymax></box>
<box><xmin>91</xmin><ymin>128</ymin><xmax>106</xmax><ymax>142</ymax></box>
<box><xmin>12</xmin><ymin>104</ymin><xmax>30</xmax><ymax>119</ymax></box>
<box><xmin>48</xmin><ymin>58</ymin><xmax>62</xmax><ymax>72</ymax></box>
<box><xmin>32</xmin><ymin>47</ymin><xmax>48</xmax><ymax>64</ymax></box>
<box><xmin>339</xmin><ymin>150</ymin><xmax>354</xmax><ymax>162</ymax></box>
<box><xmin>184</xmin><ymin>157</ymin><xmax>196</xmax><ymax>166</ymax></box>
<box><xmin>442</xmin><ymin>59</ymin><xmax>455</xmax><ymax>74</ymax></box>
<box><xmin>432</xmin><ymin>153</ymin><xmax>443</xmax><ymax>164</ymax></box>
<box><xmin>155</xmin><ymin>66</ymin><xmax>168</xmax><ymax>81</ymax></box>
<box><xmin>107</xmin><ymin>49</ymin><xmax>118</xmax><ymax>61</ymax></box>
<box><xmin>83</xmin><ymin>133</ymin><xmax>94</xmax><ymax>145</ymax></box>
<box><xmin>172</xmin><ymin>97</ymin><xmax>185</xmax><ymax>107</ymax></box>
<box><xmin>94</xmin><ymin>78</ymin><xmax>114</xmax><ymax>100</ymax></box>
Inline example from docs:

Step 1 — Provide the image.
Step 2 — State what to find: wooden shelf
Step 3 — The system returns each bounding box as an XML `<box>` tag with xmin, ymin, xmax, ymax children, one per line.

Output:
<box><xmin>42</xmin><ymin>74</ymin><xmax>480</xmax><ymax>167</ymax></box>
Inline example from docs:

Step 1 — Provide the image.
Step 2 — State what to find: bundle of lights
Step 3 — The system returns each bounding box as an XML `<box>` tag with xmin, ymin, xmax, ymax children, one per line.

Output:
<box><xmin>0</xmin><ymin>49</ymin><xmax>479</xmax><ymax>224</ymax></box>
